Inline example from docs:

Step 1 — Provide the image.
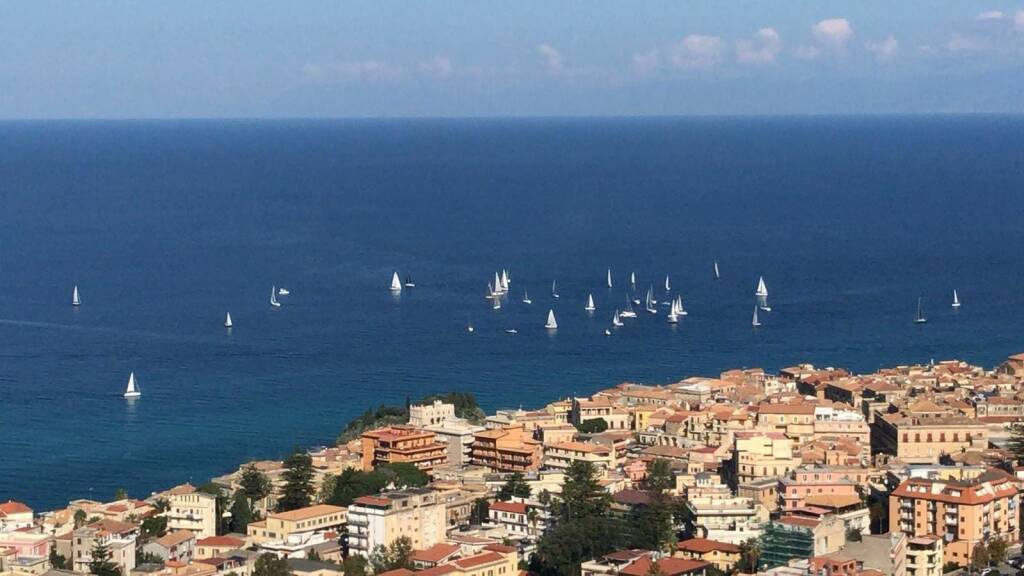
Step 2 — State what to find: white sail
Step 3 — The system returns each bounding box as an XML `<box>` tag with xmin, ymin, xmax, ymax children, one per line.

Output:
<box><xmin>752</xmin><ymin>306</ymin><xmax>761</xmax><ymax>327</ymax></box>
<box><xmin>224</xmin><ymin>312</ymin><xmax>233</xmax><ymax>328</ymax></box>
<box><xmin>585</xmin><ymin>293</ymin><xmax>596</xmax><ymax>312</ymax></box>
<box><xmin>664</xmin><ymin>275</ymin><xmax>671</xmax><ymax>292</ymax></box>
<box><xmin>613</xmin><ymin>311</ymin><xmax>623</xmax><ymax>327</ymax></box>
<box><xmin>390</xmin><ymin>272</ymin><xmax>402</xmax><ymax>292</ymax></box>
<box><xmin>607</xmin><ymin>269</ymin><xmax>613</xmax><ymax>289</ymax></box>
<box><xmin>502</xmin><ymin>269</ymin><xmax>510</xmax><ymax>290</ymax></box>
<box><xmin>952</xmin><ymin>290</ymin><xmax>961</xmax><ymax>308</ymax></box>
<box><xmin>714</xmin><ymin>261</ymin><xmax>720</xmax><ymax>280</ymax></box>
<box><xmin>756</xmin><ymin>276</ymin><xmax>768</xmax><ymax>297</ymax></box>
<box><xmin>630</xmin><ymin>272</ymin><xmax>636</xmax><ymax>286</ymax></box>
<box><xmin>551</xmin><ymin>280</ymin><xmax>559</xmax><ymax>298</ymax></box>
<box><xmin>914</xmin><ymin>297</ymin><xmax>927</xmax><ymax>323</ymax></box>
<box><xmin>545</xmin><ymin>309</ymin><xmax>558</xmax><ymax>329</ymax></box>
<box><xmin>645</xmin><ymin>286</ymin><xmax>657</xmax><ymax>314</ymax></box>
<box><xmin>124</xmin><ymin>372</ymin><xmax>141</xmax><ymax>398</ymax></box>
<box><xmin>493</xmin><ymin>272</ymin><xmax>504</xmax><ymax>294</ymax></box>
<box><xmin>271</xmin><ymin>286</ymin><xmax>281</xmax><ymax>307</ymax></box>
<box><xmin>523</xmin><ymin>290</ymin><xmax>532</xmax><ymax>304</ymax></box>
<box><xmin>667</xmin><ymin>310</ymin><xmax>678</xmax><ymax>323</ymax></box>
<box><xmin>278</xmin><ymin>287</ymin><xmax>290</xmax><ymax>295</ymax></box>
<box><xmin>72</xmin><ymin>285</ymin><xmax>81</xmax><ymax>306</ymax></box>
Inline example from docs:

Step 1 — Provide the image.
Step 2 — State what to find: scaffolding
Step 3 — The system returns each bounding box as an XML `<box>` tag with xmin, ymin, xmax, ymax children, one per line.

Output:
<box><xmin>760</xmin><ymin>521</ymin><xmax>814</xmax><ymax>569</ymax></box>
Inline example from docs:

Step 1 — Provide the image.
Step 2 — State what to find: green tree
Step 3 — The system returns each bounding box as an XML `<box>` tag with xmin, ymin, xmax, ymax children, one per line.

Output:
<box><xmin>141</xmin><ymin>515</ymin><xmax>168</xmax><ymax>540</ymax></box>
<box><xmin>342</xmin><ymin>556</ymin><xmax>369</xmax><ymax>576</ymax></box>
<box><xmin>277</xmin><ymin>449</ymin><xmax>314</xmax><ymax>512</ymax></box>
<box><xmin>153</xmin><ymin>498</ymin><xmax>170</xmax><ymax>513</ymax></box>
<box><xmin>497</xmin><ymin>473</ymin><xmax>532</xmax><ymax>501</ymax></box>
<box><xmin>323</xmin><ymin>469</ymin><xmax>388</xmax><ymax>507</ymax></box>
<box><xmin>527</xmin><ymin>508</ymin><xmax>540</xmax><ymax>536</ymax></box>
<box><xmin>868</xmin><ymin>502</ymin><xmax>886</xmax><ymax>534</ymax></box>
<box><xmin>988</xmin><ymin>537</ymin><xmax>1009</xmax><ymax>565</ymax></box>
<box><xmin>74</xmin><ymin>509</ymin><xmax>88</xmax><ymax>529</ymax></box>
<box><xmin>197</xmin><ymin>483</ymin><xmax>229</xmax><ymax>535</ymax></box>
<box><xmin>470</xmin><ymin>498</ymin><xmax>490</xmax><ymax>525</ymax></box>
<box><xmin>369</xmin><ymin>536</ymin><xmax>414</xmax><ymax>574</ymax></box>
<box><xmin>88</xmin><ymin>541</ymin><xmax>121</xmax><ymax>576</ymax></box>
<box><xmin>253</xmin><ymin>553</ymin><xmax>292</xmax><ymax>576</ymax></box>
<box><xmin>971</xmin><ymin>541</ymin><xmax>991</xmax><ymax>569</ymax></box>
<box><xmin>229</xmin><ymin>492</ymin><xmax>253</xmax><ymax>533</ymax></box>
<box><xmin>113</xmin><ymin>488</ymin><xmax>128</xmax><ymax>501</ymax></box>
<box><xmin>1007</xmin><ymin>423</ymin><xmax>1024</xmax><ymax>464</ymax></box>
<box><xmin>557</xmin><ymin>461</ymin><xmax>610</xmax><ymax>521</ymax></box>
<box><xmin>138</xmin><ymin>551</ymin><xmax>164</xmax><ymax>565</ymax></box>
<box><xmin>575</xmin><ymin>418</ymin><xmax>609</xmax><ymax>434</ymax></box>
<box><xmin>738</xmin><ymin>538</ymin><xmax>761</xmax><ymax>573</ymax></box>
<box><xmin>49</xmin><ymin>548</ymin><xmax>68</xmax><ymax>570</ymax></box>
<box><xmin>240</xmin><ymin>463</ymin><xmax>273</xmax><ymax>504</ymax></box>
<box><xmin>846</xmin><ymin>528</ymin><xmax>863</xmax><ymax>542</ymax></box>
<box><xmin>377</xmin><ymin>463</ymin><xmax>429</xmax><ymax>488</ymax></box>
<box><xmin>644</xmin><ymin>459</ymin><xmax>674</xmax><ymax>493</ymax></box>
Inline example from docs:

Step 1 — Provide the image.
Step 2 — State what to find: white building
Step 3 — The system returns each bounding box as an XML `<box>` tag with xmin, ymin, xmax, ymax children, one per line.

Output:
<box><xmin>346</xmin><ymin>488</ymin><xmax>445</xmax><ymax>558</ymax></box>
<box><xmin>164</xmin><ymin>486</ymin><xmax>218</xmax><ymax>539</ymax></box>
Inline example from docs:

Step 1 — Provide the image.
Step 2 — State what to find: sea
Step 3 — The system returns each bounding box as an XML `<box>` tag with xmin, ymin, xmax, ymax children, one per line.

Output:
<box><xmin>1</xmin><ymin>116</ymin><xmax>1022</xmax><ymax>511</ymax></box>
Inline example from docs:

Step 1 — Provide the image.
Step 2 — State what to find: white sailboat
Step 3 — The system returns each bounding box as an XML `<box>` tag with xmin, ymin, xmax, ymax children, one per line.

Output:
<box><xmin>224</xmin><ymin>312</ymin><xmax>233</xmax><ymax>328</ymax></box>
<box><xmin>585</xmin><ymin>293</ymin><xmax>596</xmax><ymax>312</ymax></box>
<box><xmin>612</xmin><ymin>310</ymin><xmax>624</xmax><ymax>327</ymax></box>
<box><xmin>752</xmin><ymin>306</ymin><xmax>761</xmax><ymax>327</ymax></box>
<box><xmin>390</xmin><ymin>272</ymin><xmax>402</xmax><ymax>292</ymax></box>
<box><xmin>545</xmin><ymin>309</ymin><xmax>558</xmax><ymax>329</ymax></box>
<box><xmin>278</xmin><ymin>287</ymin><xmax>290</xmax><ymax>296</ymax></box>
<box><xmin>952</xmin><ymin>290</ymin><xmax>961</xmax><ymax>308</ymax></box>
<box><xmin>123</xmin><ymin>372</ymin><xmax>141</xmax><ymax>398</ymax></box>
<box><xmin>505</xmin><ymin>328</ymin><xmax>518</xmax><ymax>334</ymax></box>
<box><xmin>713</xmin><ymin>261</ymin><xmax>720</xmax><ymax>280</ymax></box>
<box><xmin>467</xmin><ymin>314</ymin><xmax>475</xmax><ymax>333</ymax></box>
<box><xmin>604</xmin><ymin>329</ymin><xmax>612</xmax><ymax>336</ymax></box>
<box><xmin>72</xmin><ymin>285</ymin><xmax>81</xmax><ymax>306</ymax></box>
<box><xmin>914</xmin><ymin>297</ymin><xmax>927</xmax><ymax>324</ymax></box>
<box><xmin>645</xmin><ymin>286</ymin><xmax>657</xmax><ymax>314</ymax></box>
<box><xmin>675</xmin><ymin>295</ymin><xmax>688</xmax><ymax>316</ymax></box>
<box><xmin>492</xmin><ymin>297</ymin><xmax>501</xmax><ymax>310</ymax></box>
<box><xmin>551</xmin><ymin>280</ymin><xmax>559</xmax><ymax>299</ymax></box>
<box><xmin>621</xmin><ymin>295</ymin><xmax>637</xmax><ymax>318</ymax></box>
<box><xmin>404</xmin><ymin>274</ymin><xmax>415</xmax><ymax>288</ymax></box>
<box><xmin>667</xmin><ymin>305</ymin><xmax>678</xmax><ymax>324</ymax></box>
<box><xmin>630</xmin><ymin>272</ymin><xmax>636</xmax><ymax>288</ymax></box>
<box><xmin>607</xmin><ymin>269</ymin><xmax>613</xmax><ymax>289</ymax></box>
<box><xmin>486</xmin><ymin>282</ymin><xmax>496</xmax><ymax>299</ymax></box>
<box><xmin>664</xmin><ymin>275</ymin><xmax>671</xmax><ymax>292</ymax></box>
<box><xmin>493</xmin><ymin>272</ymin><xmax>504</xmax><ymax>294</ymax></box>
<box><xmin>270</xmin><ymin>286</ymin><xmax>281</xmax><ymax>307</ymax></box>
<box><xmin>755</xmin><ymin>276</ymin><xmax>770</xmax><ymax>311</ymax></box>
<box><xmin>522</xmin><ymin>290</ymin><xmax>532</xmax><ymax>305</ymax></box>
<box><xmin>501</xmin><ymin>269</ymin><xmax>510</xmax><ymax>290</ymax></box>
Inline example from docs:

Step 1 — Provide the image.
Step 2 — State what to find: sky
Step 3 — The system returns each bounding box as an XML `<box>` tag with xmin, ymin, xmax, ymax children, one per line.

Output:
<box><xmin>2</xmin><ymin>1</ymin><xmax>1024</xmax><ymax>118</ymax></box>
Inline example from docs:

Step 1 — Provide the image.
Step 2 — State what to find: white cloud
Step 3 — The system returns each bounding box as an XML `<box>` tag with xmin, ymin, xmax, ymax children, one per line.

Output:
<box><xmin>976</xmin><ymin>10</ymin><xmax>1004</xmax><ymax>20</ymax></box>
<box><xmin>865</xmin><ymin>36</ymin><xmax>899</xmax><ymax>62</ymax></box>
<box><xmin>632</xmin><ymin>49</ymin><xmax>661</xmax><ymax>76</ymax></box>
<box><xmin>1015</xmin><ymin>10</ymin><xmax>1024</xmax><ymax>31</ymax></box>
<box><xmin>418</xmin><ymin>56</ymin><xmax>453</xmax><ymax>78</ymax></box>
<box><xmin>536</xmin><ymin>44</ymin><xmax>563</xmax><ymax>73</ymax></box>
<box><xmin>947</xmin><ymin>33</ymin><xmax>991</xmax><ymax>52</ymax></box>
<box><xmin>795</xmin><ymin>45</ymin><xmax>820</xmax><ymax>60</ymax></box>
<box><xmin>667</xmin><ymin>34</ymin><xmax>724</xmax><ymax>69</ymax></box>
<box><xmin>736</xmin><ymin>28</ymin><xmax>782</xmax><ymax>64</ymax></box>
<box><xmin>302</xmin><ymin>60</ymin><xmax>403</xmax><ymax>83</ymax></box>
<box><xmin>812</xmin><ymin>18</ymin><xmax>854</xmax><ymax>50</ymax></box>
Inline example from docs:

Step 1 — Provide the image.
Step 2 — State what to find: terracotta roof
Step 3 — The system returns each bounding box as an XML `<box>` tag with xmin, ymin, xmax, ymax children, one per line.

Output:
<box><xmin>612</xmin><ymin>490</ymin><xmax>653</xmax><ymax>506</ymax></box>
<box><xmin>352</xmin><ymin>496</ymin><xmax>391</xmax><ymax>507</ymax></box>
<box><xmin>759</xmin><ymin>403</ymin><xmax>815</xmax><ymax>415</ymax></box>
<box><xmin>677</xmin><ymin>538</ymin><xmax>741</xmax><ymax>554</ymax></box>
<box><xmin>804</xmin><ymin>494</ymin><xmax>863</xmax><ymax>509</ymax></box>
<box><xmin>155</xmin><ymin>530</ymin><xmax>195</xmax><ymax>548</ymax></box>
<box><xmin>483</xmin><ymin>544</ymin><xmax>517</xmax><ymax>554</ymax></box>
<box><xmin>621</xmin><ymin>556</ymin><xmax>710</xmax><ymax>576</ymax></box>
<box><xmin>411</xmin><ymin>543</ymin><xmax>460</xmax><ymax>564</ymax></box>
<box><xmin>777</xmin><ymin>516</ymin><xmax>820</xmax><ymax>528</ymax></box>
<box><xmin>0</xmin><ymin>501</ymin><xmax>31</xmax><ymax>516</ymax></box>
<box><xmin>415</xmin><ymin>566</ymin><xmax>457</xmax><ymax>576</ymax></box>
<box><xmin>489</xmin><ymin>501</ymin><xmax>528</xmax><ymax>514</ymax></box>
<box><xmin>453</xmin><ymin>552</ymin><xmax>504</xmax><ymax>569</ymax></box>
<box><xmin>197</xmin><ymin>536</ymin><xmax>245</xmax><ymax>548</ymax></box>
<box><xmin>376</xmin><ymin>569</ymin><xmax>415</xmax><ymax>576</ymax></box>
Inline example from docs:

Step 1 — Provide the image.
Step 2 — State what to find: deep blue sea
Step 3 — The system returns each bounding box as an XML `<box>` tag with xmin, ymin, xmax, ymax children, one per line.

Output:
<box><xmin>1</xmin><ymin>116</ymin><xmax>1022</xmax><ymax>511</ymax></box>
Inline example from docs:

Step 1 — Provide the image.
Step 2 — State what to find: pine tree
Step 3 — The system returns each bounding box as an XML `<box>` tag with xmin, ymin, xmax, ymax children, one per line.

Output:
<box><xmin>89</xmin><ymin>542</ymin><xmax>120</xmax><ymax>576</ymax></box>
<box><xmin>229</xmin><ymin>492</ymin><xmax>253</xmax><ymax>533</ymax></box>
<box><xmin>240</xmin><ymin>463</ymin><xmax>272</xmax><ymax>504</ymax></box>
<box><xmin>277</xmin><ymin>449</ymin><xmax>314</xmax><ymax>512</ymax></box>
<box><xmin>497</xmin><ymin>473</ymin><xmax>532</xmax><ymax>501</ymax></box>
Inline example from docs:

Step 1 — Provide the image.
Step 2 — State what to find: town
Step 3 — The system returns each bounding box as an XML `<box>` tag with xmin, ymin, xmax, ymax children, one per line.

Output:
<box><xmin>4</xmin><ymin>352</ymin><xmax>1024</xmax><ymax>576</ymax></box>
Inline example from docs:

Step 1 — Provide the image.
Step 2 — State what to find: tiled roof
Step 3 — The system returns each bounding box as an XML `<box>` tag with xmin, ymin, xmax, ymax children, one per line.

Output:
<box><xmin>677</xmin><ymin>538</ymin><xmax>741</xmax><ymax>554</ymax></box>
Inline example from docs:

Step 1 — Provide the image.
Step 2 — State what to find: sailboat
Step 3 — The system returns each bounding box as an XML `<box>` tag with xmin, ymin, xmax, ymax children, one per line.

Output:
<box><xmin>607</xmin><ymin>269</ymin><xmax>613</xmax><ymax>289</ymax></box>
<box><xmin>505</xmin><ymin>329</ymin><xmax>518</xmax><ymax>334</ymax></box>
<box><xmin>278</xmin><ymin>287</ymin><xmax>290</xmax><ymax>296</ymax></box>
<box><xmin>467</xmin><ymin>314</ymin><xmax>475</xmax><ymax>333</ymax></box>
<box><xmin>620</xmin><ymin>295</ymin><xmax>637</xmax><ymax>318</ymax></box>
<box><xmin>713</xmin><ymin>261</ymin><xmax>720</xmax><ymax>280</ymax></box>
<box><xmin>952</xmin><ymin>290</ymin><xmax>961</xmax><ymax>308</ymax></box>
<box><xmin>72</xmin><ymin>285</ymin><xmax>81</xmax><ymax>306</ymax></box>
<box><xmin>545</xmin><ymin>309</ymin><xmax>558</xmax><ymax>329</ymax></box>
<box><xmin>675</xmin><ymin>295</ymin><xmax>688</xmax><ymax>316</ymax></box>
<box><xmin>667</xmin><ymin>304</ymin><xmax>678</xmax><ymax>324</ymax></box>
<box><xmin>664</xmin><ymin>275</ymin><xmax>671</xmax><ymax>292</ymax></box>
<box><xmin>486</xmin><ymin>282</ymin><xmax>496</xmax><ymax>299</ymax></box>
<box><xmin>270</xmin><ymin>286</ymin><xmax>281</xmax><ymax>307</ymax></box>
<box><xmin>604</xmin><ymin>329</ymin><xmax>612</xmax><ymax>336</ymax></box>
<box><xmin>224</xmin><ymin>312</ymin><xmax>233</xmax><ymax>328</ymax></box>
<box><xmin>123</xmin><ymin>372</ymin><xmax>141</xmax><ymax>398</ymax></box>
<box><xmin>551</xmin><ymin>280</ymin><xmax>559</xmax><ymax>299</ymax></box>
<box><xmin>755</xmin><ymin>276</ymin><xmax>770</xmax><ymax>311</ymax></box>
<box><xmin>502</xmin><ymin>269</ymin><xmax>510</xmax><ymax>290</ymax></box>
<box><xmin>492</xmin><ymin>296</ymin><xmax>501</xmax><ymax>310</ymax></box>
<box><xmin>645</xmin><ymin>286</ymin><xmax>657</xmax><ymax>314</ymax></box>
<box><xmin>752</xmin><ymin>306</ymin><xmax>761</xmax><ymax>327</ymax></box>
<box><xmin>612</xmin><ymin>310</ymin><xmax>624</xmax><ymax>327</ymax></box>
<box><xmin>493</xmin><ymin>272</ymin><xmax>504</xmax><ymax>294</ymax></box>
<box><xmin>522</xmin><ymin>290</ymin><xmax>532</xmax><ymax>305</ymax></box>
<box><xmin>404</xmin><ymin>274</ymin><xmax>415</xmax><ymax>288</ymax></box>
<box><xmin>914</xmin><ymin>297</ymin><xmax>927</xmax><ymax>324</ymax></box>
<box><xmin>585</xmin><ymin>293</ymin><xmax>596</xmax><ymax>312</ymax></box>
<box><xmin>630</xmin><ymin>272</ymin><xmax>636</xmax><ymax>288</ymax></box>
<box><xmin>390</xmin><ymin>272</ymin><xmax>402</xmax><ymax>292</ymax></box>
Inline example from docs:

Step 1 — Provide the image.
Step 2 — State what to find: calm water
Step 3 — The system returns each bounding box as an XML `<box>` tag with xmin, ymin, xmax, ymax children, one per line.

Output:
<box><xmin>1</xmin><ymin>116</ymin><xmax>1022</xmax><ymax>510</ymax></box>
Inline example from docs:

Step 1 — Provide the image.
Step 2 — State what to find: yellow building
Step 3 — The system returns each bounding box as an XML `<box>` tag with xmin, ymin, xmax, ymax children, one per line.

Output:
<box><xmin>470</xmin><ymin>425</ymin><xmax>542</xmax><ymax>473</ymax></box>
<box><xmin>346</xmin><ymin>488</ymin><xmax>446</xmax><ymax>558</ymax></box>
<box><xmin>732</xmin><ymin>431</ymin><xmax>800</xmax><ymax>485</ymax></box>
<box><xmin>361</xmin><ymin>426</ymin><xmax>448</xmax><ymax>472</ymax></box>
<box><xmin>674</xmin><ymin>538</ymin><xmax>741</xmax><ymax>572</ymax></box>
<box><xmin>247</xmin><ymin>504</ymin><xmax>346</xmax><ymax>546</ymax></box>
<box><xmin>165</xmin><ymin>485</ymin><xmax>218</xmax><ymax>539</ymax></box>
<box><xmin>543</xmin><ymin>441</ymin><xmax>614</xmax><ymax>470</ymax></box>
<box><xmin>905</xmin><ymin>535</ymin><xmax>943</xmax><ymax>576</ymax></box>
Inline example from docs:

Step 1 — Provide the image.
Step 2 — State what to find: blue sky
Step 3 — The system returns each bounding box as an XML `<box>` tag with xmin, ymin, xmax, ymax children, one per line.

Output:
<box><xmin>2</xmin><ymin>1</ymin><xmax>1023</xmax><ymax>118</ymax></box>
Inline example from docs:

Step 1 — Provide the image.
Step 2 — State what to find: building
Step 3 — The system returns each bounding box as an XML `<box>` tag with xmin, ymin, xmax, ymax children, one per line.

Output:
<box><xmin>674</xmin><ymin>538</ymin><xmax>741</xmax><ymax>572</ymax></box>
<box><xmin>871</xmin><ymin>413</ymin><xmax>987</xmax><ymax>464</ymax></box>
<box><xmin>889</xmin><ymin>468</ymin><xmax>1020</xmax><ymax>566</ymax></box>
<box><xmin>360</xmin><ymin>426</ymin><xmax>448</xmax><ymax>472</ymax></box>
<box><xmin>684</xmin><ymin>497</ymin><xmax>768</xmax><ymax>545</ymax></box>
<box><xmin>487</xmin><ymin>501</ymin><xmax>543</xmax><ymax>539</ymax></box>
<box><xmin>905</xmin><ymin>535</ymin><xmax>943</xmax><ymax>576</ymax></box>
<box><xmin>195</xmin><ymin>536</ymin><xmax>246</xmax><ymax>560</ymax></box>
<box><xmin>571</xmin><ymin>397</ymin><xmax>630</xmax><ymax>431</ymax></box>
<box><xmin>542</xmin><ymin>441</ymin><xmax>614</xmax><ymax>471</ymax></box>
<box><xmin>470</xmin><ymin>425</ymin><xmax>542</xmax><ymax>473</ymax></box>
<box><xmin>759</xmin><ymin>516</ymin><xmax>845</xmax><ymax>569</ymax></box>
<box><xmin>285</xmin><ymin>558</ymin><xmax>346</xmax><ymax>576</ymax></box>
<box><xmin>346</xmin><ymin>489</ymin><xmax>445</xmax><ymax>558</ymax></box>
<box><xmin>67</xmin><ymin>519</ymin><xmax>138</xmax><ymax>575</ymax></box>
<box><xmin>0</xmin><ymin>531</ymin><xmax>52</xmax><ymax>559</ymax></box>
<box><xmin>142</xmin><ymin>530</ymin><xmax>196</xmax><ymax>564</ymax></box>
<box><xmin>0</xmin><ymin>501</ymin><xmax>33</xmax><ymax>532</ymax></box>
<box><xmin>424</xmin><ymin>419</ymin><xmax>486</xmax><ymax>468</ymax></box>
<box><xmin>165</xmin><ymin>486</ymin><xmax>218</xmax><ymax>539</ymax></box>
<box><xmin>408</xmin><ymin>401</ymin><xmax>456</xmax><ymax>427</ymax></box>
<box><xmin>778</xmin><ymin>468</ymin><xmax>861</xmax><ymax>510</ymax></box>
<box><xmin>732</xmin><ymin>432</ymin><xmax>800</xmax><ymax>486</ymax></box>
<box><xmin>247</xmin><ymin>504</ymin><xmax>346</xmax><ymax>557</ymax></box>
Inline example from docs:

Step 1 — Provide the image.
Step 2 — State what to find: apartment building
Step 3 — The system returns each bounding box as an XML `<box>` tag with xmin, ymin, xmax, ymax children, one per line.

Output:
<box><xmin>247</xmin><ymin>504</ymin><xmax>346</xmax><ymax>557</ymax></box>
<box><xmin>905</xmin><ymin>535</ymin><xmax>943</xmax><ymax>576</ymax></box>
<box><xmin>683</xmin><ymin>497</ymin><xmax>768</xmax><ymax>545</ymax></box>
<box><xmin>142</xmin><ymin>530</ymin><xmax>196</xmax><ymax>564</ymax></box>
<box><xmin>470</xmin><ymin>425</ymin><xmax>542</xmax><ymax>473</ymax></box>
<box><xmin>732</xmin><ymin>432</ymin><xmax>800</xmax><ymax>486</ymax></box>
<box><xmin>0</xmin><ymin>501</ymin><xmax>33</xmax><ymax>532</ymax></box>
<box><xmin>542</xmin><ymin>441</ymin><xmax>614</xmax><ymax>470</ymax></box>
<box><xmin>67</xmin><ymin>519</ymin><xmax>138</xmax><ymax>575</ymax></box>
<box><xmin>889</xmin><ymin>469</ymin><xmax>1020</xmax><ymax>566</ymax></box>
<box><xmin>346</xmin><ymin>488</ymin><xmax>445</xmax><ymax>558</ymax></box>
<box><xmin>165</xmin><ymin>486</ymin><xmax>218</xmax><ymax>539</ymax></box>
<box><xmin>778</xmin><ymin>468</ymin><xmax>860</xmax><ymax>510</ymax></box>
<box><xmin>872</xmin><ymin>413</ymin><xmax>987</xmax><ymax>464</ymax></box>
<box><xmin>360</xmin><ymin>426</ymin><xmax>448</xmax><ymax>472</ymax></box>
<box><xmin>674</xmin><ymin>538</ymin><xmax>741</xmax><ymax>572</ymax></box>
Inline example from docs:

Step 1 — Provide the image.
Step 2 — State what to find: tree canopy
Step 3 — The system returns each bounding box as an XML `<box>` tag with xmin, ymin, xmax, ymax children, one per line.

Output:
<box><xmin>277</xmin><ymin>448</ymin><xmax>315</xmax><ymax>512</ymax></box>
<box><xmin>253</xmin><ymin>553</ymin><xmax>293</xmax><ymax>576</ymax></box>
<box><xmin>369</xmin><ymin>536</ymin><xmax>414</xmax><ymax>574</ymax></box>
<box><xmin>240</xmin><ymin>463</ymin><xmax>272</xmax><ymax>503</ymax></box>
<box><xmin>337</xmin><ymin>392</ymin><xmax>485</xmax><ymax>443</ymax></box>
<box><xmin>88</xmin><ymin>542</ymin><xmax>120</xmax><ymax>576</ymax></box>
<box><xmin>497</xmin><ymin>473</ymin><xmax>532</xmax><ymax>501</ymax></box>
<box><xmin>575</xmin><ymin>418</ymin><xmax>609</xmax><ymax>434</ymax></box>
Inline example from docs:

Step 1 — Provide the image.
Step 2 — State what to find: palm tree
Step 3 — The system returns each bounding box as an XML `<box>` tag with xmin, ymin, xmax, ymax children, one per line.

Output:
<box><xmin>739</xmin><ymin>538</ymin><xmax>761</xmax><ymax>573</ymax></box>
<box><xmin>527</xmin><ymin>508</ymin><xmax>539</xmax><ymax>537</ymax></box>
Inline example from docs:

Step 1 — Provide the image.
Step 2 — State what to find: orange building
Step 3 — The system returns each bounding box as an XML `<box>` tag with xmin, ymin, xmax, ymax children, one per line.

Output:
<box><xmin>470</xmin><ymin>425</ymin><xmax>542</xmax><ymax>473</ymax></box>
<box><xmin>361</xmin><ymin>426</ymin><xmax>448</xmax><ymax>471</ymax></box>
<box><xmin>889</xmin><ymin>469</ymin><xmax>1020</xmax><ymax>566</ymax></box>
